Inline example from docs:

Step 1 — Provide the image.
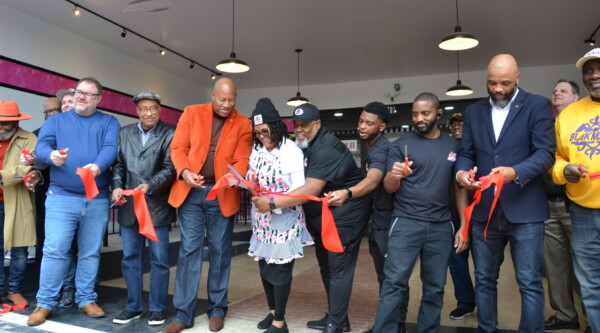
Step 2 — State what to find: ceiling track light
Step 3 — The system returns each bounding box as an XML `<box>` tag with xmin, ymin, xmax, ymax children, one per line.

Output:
<box><xmin>216</xmin><ymin>0</ymin><xmax>250</xmax><ymax>73</ymax></box>
<box><xmin>446</xmin><ymin>52</ymin><xmax>473</xmax><ymax>97</ymax></box>
<box><xmin>189</xmin><ymin>62</ymin><xmax>195</xmax><ymax>69</ymax></box>
<box><xmin>439</xmin><ymin>0</ymin><xmax>478</xmax><ymax>51</ymax></box>
<box><xmin>64</xmin><ymin>0</ymin><xmax>219</xmax><ymax>78</ymax></box>
<box><xmin>584</xmin><ymin>23</ymin><xmax>600</xmax><ymax>46</ymax></box>
<box><xmin>287</xmin><ymin>49</ymin><xmax>310</xmax><ymax>107</ymax></box>
<box><xmin>211</xmin><ymin>73</ymin><xmax>216</xmax><ymax>80</ymax></box>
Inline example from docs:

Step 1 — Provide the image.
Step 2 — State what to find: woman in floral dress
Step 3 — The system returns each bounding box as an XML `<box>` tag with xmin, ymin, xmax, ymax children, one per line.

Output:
<box><xmin>247</xmin><ymin>98</ymin><xmax>313</xmax><ymax>333</ymax></box>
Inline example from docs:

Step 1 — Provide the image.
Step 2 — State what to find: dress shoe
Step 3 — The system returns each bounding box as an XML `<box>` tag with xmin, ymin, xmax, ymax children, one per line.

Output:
<box><xmin>27</xmin><ymin>307</ymin><xmax>52</xmax><ymax>326</ymax></box>
<box><xmin>258</xmin><ymin>313</ymin><xmax>274</xmax><ymax>329</ymax></box>
<box><xmin>161</xmin><ymin>321</ymin><xmax>189</xmax><ymax>333</ymax></box>
<box><xmin>79</xmin><ymin>302</ymin><xmax>106</xmax><ymax>318</ymax></box>
<box><xmin>585</xmin><ymin>325</ymin><xmax>591</xmax><ymax>333</ymax></box>
<box><xmin>264</xmin><ymin>323</ymin><xmax>289</xmax><ymax>333</ymax></box>
<box><xmin>209</xmin><ymin>316</ymin><xmax>224</xmax><ymax>332</ymax></box>
<box><xmin>7</xmin><ymin>292</ymin><xmax>28</xmax><ymax>307</ymax></box>
<box><xmin>544</xmin><ymin>315</ymin><xmax>579</xmax><ymax>330</ymax></box>
<box><xmin>322</xmin><ymin>319</ymin><xmax>342</xmax><ymax>333</ymax></box>
<box><xmin>307</xmin><ymin>313</ymin><xmax>350</xmax><ymax>332</ymax></box>
<box><xmin>363</xmin><ymin>323</ymin><xmax>406</xmax><ymax>333</ymax></box>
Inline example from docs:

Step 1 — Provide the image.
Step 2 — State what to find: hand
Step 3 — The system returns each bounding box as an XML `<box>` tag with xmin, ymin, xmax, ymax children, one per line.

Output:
<box><xmin>457</xmin><ymin>167</ymin><xmax>481</xmax><ymax>190</ymax></box>
<box><xmin>490</xmin><ymin>166</ymin><xmax>516</xmax><ymax>184</ymax></box>
<box><xmin>389</xmin><ymin>160</ymin><xmax>413</xmax><ymax>179</ymax></box>
<box><xmin>251</xmin><ymin>196</ymin><xmax>271</xmax><ymax>213</ymax></box>
<box><xmin>327</xmin><ymin>190</ymin><xmax>347</xmax><ymax>206</ymax></box>
<box><xmin>454</xmin><ymin>228</ymin><xmax>469</xmax><ymax>253</ymax></box>
<box><xmin>135</xmin><ymin>183</ymin><xmax>150</xmax><ymax>193</ymax></box>
<box><xmin>82</xmin><ymin>163</ymin><xmax>100</xmax><ymax>177</ymax></box>
<box><xmin>111</xmin><ymin>188</ymin><xmax>125</xmax><ymax>205</ymax></box>
<box><xmin>20</xmin><ymin>152</ymin><xmax>35</xmax><ymax>165</ymax></box>
<box><xmin>24</xmin><ymin>170</ymin><xmax>42</xmax><ymax>191</ymax></box>
<box><xmin>182</xmin><ymin>169</ymin><xmax>205</xmax><ymax>188</ymax></box>
<box><xmin>50</xmin><ymin>148</ymin><xmax>69</xmax><ymax>166</ymax></box>
<box><xmin>564</xmin><ymin>163</ymin><xmax>587</xmax><ymax>183</ymax></box>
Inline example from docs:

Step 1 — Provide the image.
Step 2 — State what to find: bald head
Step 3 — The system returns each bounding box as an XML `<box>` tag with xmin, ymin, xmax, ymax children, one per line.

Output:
<box><xmin>211</xmin><ymin>77</ymin><xmax>237</xmax><ymax>118</ymax></box>
<box><xmin>43</xmin><ymin>97</ymin><xmax>62</xmax><ymax>120</ymax></box>
<box><xmin>487</xmin><ymin>54</ymin><xmax>520</xmax><ymax>108</ymax></box>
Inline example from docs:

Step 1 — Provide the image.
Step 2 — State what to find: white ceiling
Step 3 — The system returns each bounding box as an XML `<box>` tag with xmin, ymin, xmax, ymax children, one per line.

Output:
<box><xmin>2</xmin><ymin>0</ymin><xmax>599</xmax><ymax>89</ymax></box>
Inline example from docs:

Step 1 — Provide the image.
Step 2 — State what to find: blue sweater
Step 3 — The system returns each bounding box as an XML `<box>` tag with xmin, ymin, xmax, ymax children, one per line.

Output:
<box><xmin>36</xmin><ymin>110</ymin><xmax>120</xmax><ymax>198</ymax></box>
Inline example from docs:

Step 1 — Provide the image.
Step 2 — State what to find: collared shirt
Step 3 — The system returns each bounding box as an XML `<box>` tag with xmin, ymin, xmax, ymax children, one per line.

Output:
<box><xmin>137</xmin><ymin>122</ymin><xmax>157</xmax><ymax>146</ymax></box>
<box><xmin>490</xmin><ymin>88</ymin><xmax>519</xmax><ymax>141</ymax></box>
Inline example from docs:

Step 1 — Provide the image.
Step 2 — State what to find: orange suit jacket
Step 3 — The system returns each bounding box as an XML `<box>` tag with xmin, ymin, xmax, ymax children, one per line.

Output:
<box><xmin>168</xmin><ymin>103</ymin><xmax>252</xmax><ymax>217</ymax></box>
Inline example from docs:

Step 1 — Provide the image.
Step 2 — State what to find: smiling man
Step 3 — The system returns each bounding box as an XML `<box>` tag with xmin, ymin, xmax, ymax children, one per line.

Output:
<box><xmin>164</xmin><ymin>78</ymin><xmax>252</xmax><ymax>333</ymax></box>
<box><xmin>29</xmin><ymin>77</ymin><xmax>120</xmax><ymax>326</ymax></box>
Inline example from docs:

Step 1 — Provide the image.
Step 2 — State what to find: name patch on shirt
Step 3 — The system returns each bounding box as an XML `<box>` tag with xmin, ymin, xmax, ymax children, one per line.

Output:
<box><xmin>447</xmin><ymin>151</ymin><xmax>456</xmax><ymax>162</ymax></box>
<box><xmin>569</xmin><ymin>116</ymin><xmax>600</xmax><ymax>160</ymax></box>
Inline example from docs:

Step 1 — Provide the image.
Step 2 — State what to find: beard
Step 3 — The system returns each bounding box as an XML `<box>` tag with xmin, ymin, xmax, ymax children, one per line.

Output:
<box><xmin>295</xmin><ymin>138</ymin><xmax>309</xmax><ymax>150</ymax></box>
<box><xmin>0</xmin><ymin>124</ymin><xmax>18</xmax><ymax>141</ymax></box>
<box><xmin>585</xmin><ymin>85</ymin><xmax>600</xmax><ymax>98</ymax></box>
<box><xmin>360</xmin><ymin>131</ymin><xmax>381</xmax><ymax>142</ymax></box>
<box><xmin>413</xmin><ymin>120</ymin><xmax>437</xmax><ymax>136</ymax></box>
<box><xmin>489</xmin><ymin>86</ymin><xmax>517</xmax><ymax>108</ymax></box>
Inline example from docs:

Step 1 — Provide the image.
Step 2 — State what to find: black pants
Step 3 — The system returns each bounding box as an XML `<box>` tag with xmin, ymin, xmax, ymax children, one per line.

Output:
<box><xmin>307</xmin><ymin>215</ymin><xmax>367</xmax><ymax>328</ymax></box>
<box><xmin>259</xmin><ymin>260</ymin><xmax>294</xmax><ymax>321</ymax></box>
<box><xmin>368</xmin><ymin>228</ymin><xmax>388</xmax><ymax>290</ymax></box>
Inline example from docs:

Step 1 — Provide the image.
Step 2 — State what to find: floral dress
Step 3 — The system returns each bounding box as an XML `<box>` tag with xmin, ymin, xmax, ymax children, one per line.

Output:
<box><xmin>248</xmin><ymin>139</ymin><xmax>313</xmax><ymax>264</ymax></box>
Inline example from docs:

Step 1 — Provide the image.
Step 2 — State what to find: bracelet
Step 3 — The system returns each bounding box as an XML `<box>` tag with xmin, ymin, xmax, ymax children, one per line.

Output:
<box><xmin>345</xmin><ymin>188</ymin><xmax>353</xmax><ymax>199</ymax></box>
<box><xmin>269</xmin><ymin>198</ymin><xmax>276</xmax><ymax>210</ymax></box>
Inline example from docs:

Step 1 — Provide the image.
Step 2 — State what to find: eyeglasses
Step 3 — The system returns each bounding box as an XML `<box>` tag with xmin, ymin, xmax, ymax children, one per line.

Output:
<box><xmin>43</xmin><ymin>108</ymin><xmax>61</xmax><ymax>114</ymax></box>
<box><xmin>137</xmin><ymin>105</ymin><xmax>161</xmax><ymax>114</ymax></box>
<box><xmin>253</xmin><ymin>128</ymin><xmax>270</xmax><ymax>137</ymax></box>
<box><xmin>74</xmin><ymin>89</ymin><xmax>101</xmax><ymax>98</ymax></box>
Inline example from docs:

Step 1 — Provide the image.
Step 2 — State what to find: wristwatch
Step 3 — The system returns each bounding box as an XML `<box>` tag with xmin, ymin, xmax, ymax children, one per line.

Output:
<box><xmin>345</xmin><ymin>188</ymin><xmax>353</xmax><ymax>199</ymax></box>
<box><xmin>269</xmin><ymin>198</ymin><xmax>276</xmax><ymax>210</ymax></box>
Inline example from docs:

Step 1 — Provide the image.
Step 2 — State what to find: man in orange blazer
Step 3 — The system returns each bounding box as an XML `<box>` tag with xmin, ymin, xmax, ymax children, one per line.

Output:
<box><xmin>163</xmin><ymin>78</ymin><xmax>252</xmax><ymax>333</ymax></box>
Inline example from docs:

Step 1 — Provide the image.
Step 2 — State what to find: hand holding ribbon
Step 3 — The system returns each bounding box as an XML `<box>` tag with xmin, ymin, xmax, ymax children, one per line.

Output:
<box><xmin>578</xmin><ymin>164</ymin><xmax>600</xmax><ymax>181</ymax></box>
<box><xmin>461</xmin><ymin>170</ymin><xmax>505</xmax><ymax>241</ymax></box>
<box><xmin>76</xmin><ymin>167</ymin><xmax>99</xmax><ymax>201</ymax></box>
<box><xmin>50</xmin><ymin>148</ymin><xmax>69</xmax><ymax>166</ymax></box>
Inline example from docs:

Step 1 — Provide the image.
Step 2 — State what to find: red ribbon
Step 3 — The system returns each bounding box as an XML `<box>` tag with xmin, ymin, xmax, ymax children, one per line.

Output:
<box><xmin>461</xmin><ymin>172</ymin><xmax>505</xmax><ymax>241</ymax></box>
<box><xmin>208</xmin><ymin>174</ymin><xmax>344</xmax><ymax>253</ymax></box>
<box><xmin>0</xmin><ymin>302</ymin><xmax>27</xmax><ymax>315</ymax></box>
<box><xmin>578</xmin><ymin>164</ymin><xmax>600</xmax><ymax>181</ymax></box>
<box><xmin>76</xmin><ymin>167</ymin><xmax>99</xmax><ymax>201</ymax></box>
<box><xmin>119</xmin><ymin>189</ymin><xmax>159</xmax><ymax>243</ymax></box>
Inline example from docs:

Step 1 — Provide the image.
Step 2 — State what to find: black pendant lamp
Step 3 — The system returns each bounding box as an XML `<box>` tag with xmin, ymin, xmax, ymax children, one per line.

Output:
<box><xmin>287</xmin><ymin>49</ymin><xmax>310</xmax><ymax>106</ymax></box>
<box><xmin>216</xmin><ymin>0</ymin><xmax>249</xmax><ymax>73</ymax></box>
<box><xmin>446</xmin><ymin>52</ymin><xmax>473</xmax><ymax>96</ymax></box>
<box><xmin>439</xmin><ymin>0</ymin><xmax>478</xmax><ymax>51</ymax></box>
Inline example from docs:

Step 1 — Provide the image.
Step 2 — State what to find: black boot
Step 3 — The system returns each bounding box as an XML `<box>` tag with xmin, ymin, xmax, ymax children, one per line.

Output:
<box><xmin>322</xmin><ymin>318</ymin><xmax>342</xmax><ymax>333</ymax></box>
<box><xmin>307</xmin><ymin>313</ymin><xmax>350</xmax><ymax>332</ymax></box>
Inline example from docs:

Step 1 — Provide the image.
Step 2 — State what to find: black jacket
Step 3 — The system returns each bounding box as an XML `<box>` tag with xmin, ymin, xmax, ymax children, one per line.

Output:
<box><xmin>112</xmin><ymin>121</ymin><xmax>176</xmax><ymax>227</ymax></box>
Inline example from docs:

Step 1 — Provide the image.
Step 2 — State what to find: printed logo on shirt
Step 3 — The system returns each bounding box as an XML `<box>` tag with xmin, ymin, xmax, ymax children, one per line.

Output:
<box><xmin>570</xmin><ymin>116</ymin><xmax>600</xmax><ymax>160</ymax></box>
<box><xmin>253</xmin><ymin>114</ymin><xmax>264</xmax><ymax>125</ymax></box>
<box><xmin>447</xmin><ymin>151</ymin><xmax>456</xmax><ymax>162</ymax></box>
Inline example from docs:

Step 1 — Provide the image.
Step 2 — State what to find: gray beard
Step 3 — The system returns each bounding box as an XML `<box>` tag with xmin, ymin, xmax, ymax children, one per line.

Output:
<box><xmin>295</xmin><ymin>139</ymin><xmax>309</xmax><ymax>150</ymax></box>
<box><xmin>0</xmin><ymin>125</ymin><xmax>17</xmax><ymax>141</ymax></box>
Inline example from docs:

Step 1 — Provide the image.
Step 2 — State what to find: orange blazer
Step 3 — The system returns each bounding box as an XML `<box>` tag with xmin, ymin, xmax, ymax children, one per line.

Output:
<box><xmin>168</xmin><ymin>103</ymin><xmax>252</xmax><ymax>216</ymax></box>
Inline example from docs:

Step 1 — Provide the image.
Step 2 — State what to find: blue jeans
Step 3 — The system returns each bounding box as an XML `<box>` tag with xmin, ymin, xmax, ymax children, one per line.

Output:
<box><xmin>448</xmin><ymin>243</ymin><xmax>475</xmax><ymax>311</ymax></box>
<box><xmin>471</xmin><ymin>208</ymin><xmax>544</xmax><ymax>333</ymax></box>
<box><xmin>62</xmin><ymin>238</ymin><xmax>78</xmax><ymax>288</ymax></box>
<box><xmin>374</xmin><ymin>218</ymin><xmax>453</xmax><ymax>333</ymax></box>
<box><xmin>0</xmin><ymin>203</ymin><xmax>29</xmax><ymax>293</ymax></box>
<box><xmin>36</xmin><ymin>193</ymin><xmax>109</xmax><ymax>310</ymax></box>
<box><xmin>569</xmin><ymin>203</ymin><xmax>600</xmax><ymax>333</ymax></box>
<box><xmin>121</xmin><ymin>224</ymin><xmax>170</xmax><ymax>312</ymax></box>
<box><xmin>172</xmin><ymin>187</ymin><xmax>233</xmax><ymax>327</ymax></box>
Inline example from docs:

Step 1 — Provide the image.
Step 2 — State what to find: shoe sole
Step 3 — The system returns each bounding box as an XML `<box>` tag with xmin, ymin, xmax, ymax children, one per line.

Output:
<box><xmin>449</xmin><ymin>311</ymin><xmax>474</xmax><ymax>320</ymax></box>
<box><xmin>148</xmin><ymin>319</ymin><xmax>165</xmax><ymax>326</ymax></box>
<box><xmin>113</xmin><ymin>314</ymin><xmax>141</xmax><ymax>324</ymax></box>
<box><xmin>307</xmin><ymin>325</ymin><xmax>350</xmax><ymax>332</ymax></box>
<box><xmin>59</xmin><ymin>303</ymin><xmax>74</xmax><ymax>308</ymax></box>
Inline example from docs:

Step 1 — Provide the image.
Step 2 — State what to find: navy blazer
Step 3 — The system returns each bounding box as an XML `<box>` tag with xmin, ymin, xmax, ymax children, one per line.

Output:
<box><xmin>455</xmin><ymin>89</ymin><xmax>555</xmax><ymax>223</ymax></box>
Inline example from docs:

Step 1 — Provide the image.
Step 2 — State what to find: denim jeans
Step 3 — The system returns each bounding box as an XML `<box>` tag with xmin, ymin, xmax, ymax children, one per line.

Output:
<box><xmin>0</xmin><ymin>202</ymin><xmax>29</xmax><ymax>293</ymax></box>
<box><xmin>374</xmin><ymin>218</ymin><xmax>453</xmax><ymax>333</ymax></box>
<box><xmin>62</xmin><ymin>237</ymin><xmax>78</xmax><ymax>288</ymax></box>
<box><xmin>448</xmin><ymin>243</ymin><xmax>475</xmax><ymax>312</ymax></box>
<box><xmin>36</xmin><ymin>193</ymin><xmax>109</xmax><ymax>310</ymax></box>
<box><xmin>121</xmin><ymin>224</ymin><xmax>170</xmax><ymax>312</ymax></box>
<box><xmin>569</xmin><ymin>203</ymin><xmax>600</xmax><ymax>333</ymax></box>
<box><xmin>172</xmin><ymin>187</ymin><xmax>233</xmax><ymax>327</ymax></box>
<box><xmin>471</xmin><ymin>208</ymin><xmax>544</xmax><ymax>333</ymax></box>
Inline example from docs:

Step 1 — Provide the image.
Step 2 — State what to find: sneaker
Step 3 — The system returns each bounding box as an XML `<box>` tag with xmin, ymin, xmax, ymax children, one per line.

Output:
<box><xmin>113</xmin><ymin>310</ymin><xmax>142</xmax><ymax>324</ymax></box>
<box><xmin>449</xmin><ymin>307</ymin><xmax>475</xmax><ymax>320</ymax></box>
<box><xmin>58</xmin><ymin>286</ymin><xmax>75</xmax><ymax>308</ymax></box>
<box><xmin>148</xmin><ymin>311</ymin><xmax>166</xmax><ymax>326</ymax></box>
<box><xmin>258</xmin><ymin>313</ymin><xmax>274</xmax><ymax>329</ymax></box>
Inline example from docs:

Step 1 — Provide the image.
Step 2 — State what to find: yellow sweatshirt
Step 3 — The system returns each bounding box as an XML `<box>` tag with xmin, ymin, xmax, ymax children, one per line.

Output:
<box><xmin>552</xmin><ymin>96</ymin><xmax>600</xmax><ymax>208</ymax></box>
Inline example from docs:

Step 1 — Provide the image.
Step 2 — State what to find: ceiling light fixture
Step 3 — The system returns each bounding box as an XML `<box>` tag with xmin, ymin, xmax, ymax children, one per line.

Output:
<box><xmin>216</xmin><ymin>0</ymin><xmax>249</xmax><ymax>73</ymax></box>
<box><xmin>64</xmin><ymin>0</ymin><xmax>220</xmax><ymax>78</ymax></box>
<box><xmin>334</xmin><ymin>112</ymin><xmax>343</xmax><ymax>117</ymax></box>
<box><xmin>584</xmin><ymin>23</ymin><xmax>600</xmax><ymax>46</ymax></box>
<box><xmin>211</xmin><ymin>73</ymin><xmax>216</xmax><ymax>80</ymax></box>
<box><xmin>287</xmin><ymin>49</ymin><xmax>310</xmax><ymax>107</ymax></box>
<box><xmin>446</xmin><ymin>52</ymin><xmax>473</xmax><ymax>96</ymax></box>
<box><xmin>439</xmin><ymin>0</ymin><xmax>478</xmax><ymax>51</ymax></box>
<box><xmin>159</xmin><ymin>48</ymin><xmax>166</xmax><ymax>56</ymax></box>
<box><xmin>189</xmin><ymin>62</ymin><xmax>195</xmax><ymax>69</ymax></box>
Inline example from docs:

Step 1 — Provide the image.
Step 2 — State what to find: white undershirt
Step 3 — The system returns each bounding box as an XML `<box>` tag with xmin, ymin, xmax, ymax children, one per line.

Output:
<box><xmin>490</xmin><ymin>88</ymin><xmax>519</xmax><ymax>141</ymax></box>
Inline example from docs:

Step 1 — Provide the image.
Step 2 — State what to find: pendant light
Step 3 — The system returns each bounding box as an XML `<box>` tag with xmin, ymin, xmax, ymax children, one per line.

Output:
<box><xmin>216</xmin><ymin>0</ymin><xmax>249</xmax><ymax>73</ymax></box>
<box><xmin>446</xmin><ymin>52</ymin><xmax>473</xmax><ymax>96</ymax></box>
<box><xmin>287</xmin><ymin>49</ymin><xmax>310</xmax><ymax>106</ymax></box>
<box><xmin>439</xmin><ymin>0</ymin><xmax>478</xmax><ymax>51</ymax></box>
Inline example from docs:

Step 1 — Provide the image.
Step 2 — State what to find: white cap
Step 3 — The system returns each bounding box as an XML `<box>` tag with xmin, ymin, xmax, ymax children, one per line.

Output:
<box><xmin>576</xmin><ymin>48</ymin><xmax>600</xmax><ymax>68</ymax></box>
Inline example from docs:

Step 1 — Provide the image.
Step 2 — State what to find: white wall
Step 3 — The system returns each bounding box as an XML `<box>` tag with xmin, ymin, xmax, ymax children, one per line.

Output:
<box><xmin>0</xmin><ymin>2</ymin><xmax>209</xmax><ymax>132</ymax></box>
<box><xmin>236</xmin><ymin>63</ymin><xmax>584</xmax><ymax>117</ymax></box>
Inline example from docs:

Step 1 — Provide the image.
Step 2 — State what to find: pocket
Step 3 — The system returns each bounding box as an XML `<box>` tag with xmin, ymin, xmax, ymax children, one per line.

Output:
<box><xmin>270</xmin><ymin>208</ymin><xmax>300</xmax><ymax>232</ymax></box>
